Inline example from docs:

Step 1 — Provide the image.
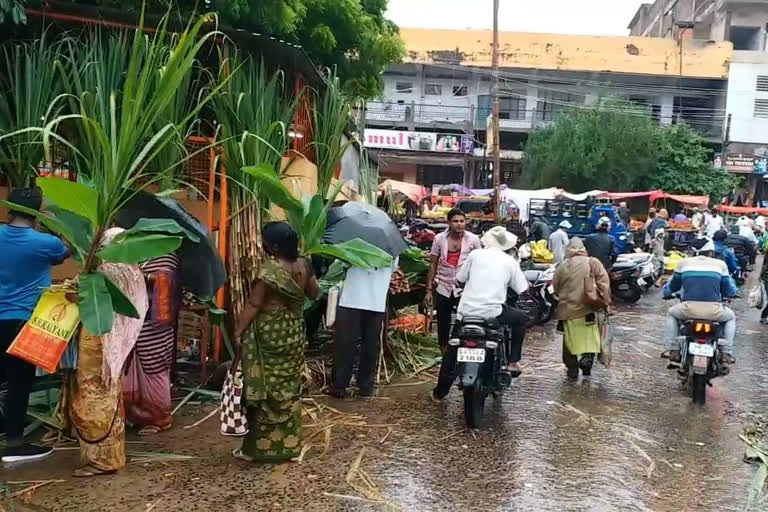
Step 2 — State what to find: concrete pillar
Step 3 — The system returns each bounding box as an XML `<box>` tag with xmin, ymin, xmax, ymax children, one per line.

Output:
<box><xmin>660</xmin><ymin>95</ymin><xmax>674</xmax><ymax>126</ymax></box>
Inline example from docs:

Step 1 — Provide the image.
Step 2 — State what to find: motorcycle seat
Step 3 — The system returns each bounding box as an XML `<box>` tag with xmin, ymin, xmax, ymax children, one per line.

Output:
<box><xmin>524</xmin><ymin>270</ymin><xmax>542</xmax><ymax>282</ymax></box>
<box><xmin>612</xmin><ymin>260</ymin><xmax>637</xmax><ymax>270</ymax></box>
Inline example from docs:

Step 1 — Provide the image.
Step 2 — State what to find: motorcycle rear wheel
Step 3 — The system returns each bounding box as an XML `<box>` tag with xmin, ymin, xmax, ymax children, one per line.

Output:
<box><xmin>463</xmin><ymin>384</ymin><xmax>486</xmax><ymax>429</ymax></box>
<box><xmin>692</xmin><ymin>374</ymin><xmax>707</xmax><ymax>405</ymax></box>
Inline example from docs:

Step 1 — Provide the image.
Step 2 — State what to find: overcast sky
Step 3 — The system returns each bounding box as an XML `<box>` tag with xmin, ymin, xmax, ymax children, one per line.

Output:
<box><xmin>385</xmin><ymin>0</ymin><xmax>647</xmax><ymax>36</ymax></box>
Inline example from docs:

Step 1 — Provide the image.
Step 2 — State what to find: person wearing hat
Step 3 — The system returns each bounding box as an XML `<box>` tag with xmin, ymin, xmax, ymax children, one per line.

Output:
<box><xmin>431</xmin><ymin>226</ymin><xmax>529</xmax><ymax>401</ymax></box>
<box><xmin>663</xmin><ymin>240</ymin><xmax>737</xmax><ymax>368</ymax></box>
<box><xmin>0</xmin><ymin>187</ymin><xmax>69</xmax><ymax>463</ymax></box>
<box><xmin>584</xmin><ymin>216</ymin><xmax>616</xmax><ymax>271</ymax></box>
<box><xmin>549</xmin><ymin>220</ymin><xmax>571</xmax><ymax>264</ymax></box>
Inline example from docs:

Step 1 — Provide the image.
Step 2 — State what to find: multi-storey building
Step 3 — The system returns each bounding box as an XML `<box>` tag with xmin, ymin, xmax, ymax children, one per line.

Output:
<box><xmin>364</xmin><ymin>28</ymin><xmax>731</xmax><ymax>191</ymax></box>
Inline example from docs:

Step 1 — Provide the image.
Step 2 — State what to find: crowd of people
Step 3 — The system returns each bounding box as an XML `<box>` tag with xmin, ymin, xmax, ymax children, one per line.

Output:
<box><xmin>1</xmin><ymin>193</ymin><xmax>764</xmax><ymax>475</ymax></box>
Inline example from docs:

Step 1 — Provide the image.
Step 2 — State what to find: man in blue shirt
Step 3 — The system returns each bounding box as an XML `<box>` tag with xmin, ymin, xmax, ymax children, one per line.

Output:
<box><xmin>663</xmin><ymin>240</ymin><xmax>737</xmax><ymax>368</ymax></box>
<box><xmin>713</xmin><ymin>229</ymin><xmax>739</xmax><ymax>276</ymax></box>
<box><xmin>0</xmin><ymin>187</ymin><xmax>69</xmax><ymax>463</ymax></box>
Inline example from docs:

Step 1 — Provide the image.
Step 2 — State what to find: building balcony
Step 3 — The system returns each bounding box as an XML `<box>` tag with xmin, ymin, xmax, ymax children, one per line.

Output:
<box><xmin>365</xmin><ymin>101</ymin><xmax>474</xmax><ymax>128</ymax></box>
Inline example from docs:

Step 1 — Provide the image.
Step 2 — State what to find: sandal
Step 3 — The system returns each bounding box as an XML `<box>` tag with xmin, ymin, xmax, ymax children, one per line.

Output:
<box><xmin>232</xmin><ymin>448</ymin><xmax>255</xmax><ymax>462</ymax></box>
<box><xmin>73</xmin><ymin>465</ymin><xmax>116</xmax><ymax>478</ymax></box>
<box><xmin>137</xmin><ymin>424</ymin><xmax>172</xmax><ymax>436</ymax></box>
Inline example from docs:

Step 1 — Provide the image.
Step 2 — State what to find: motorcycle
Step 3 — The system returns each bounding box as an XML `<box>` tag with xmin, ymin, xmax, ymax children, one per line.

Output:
<box><xmin>664</xmin><ymin>296</ymin><xmax>731</xmax><ymax>405</ymax></box>
<box><xmin>610</xmin><ymin>257</ymin><xmax>645</xmax><ymax>304</ymax></box>
<box><xmin>515</xmin><ymin>264</ymin><xmax>558</xmax><ymax>326</ymax></box>
<box><xmin>615</xmin><ymin>252</ymin><xmax>662</xmax><ymax>293</ymax></box>
<box><xmin>450</xmin><ymin>317</ymin><xmax>512</xmax><ymax>428</ymax></box>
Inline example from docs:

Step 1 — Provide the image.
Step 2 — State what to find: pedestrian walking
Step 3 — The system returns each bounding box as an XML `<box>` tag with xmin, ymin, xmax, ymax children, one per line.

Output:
<box><xmin>0</xmin><ymin>188</ymin><xmax>69</xmax><ymax>463</ymax></box>
<box><xmin>552</xmin><ymin>238</ymin><xmax>612</xmax><ymax>379</ymax></box>
<box><xmin>424</xmin><ymin>209</ymin><xmax>481</xmax><ymax>353</ymax></box>
<box><xmin>617</xmin><ymin>201</ymin><xmax>630</xmax><ymax>227</ymax></box>
<box><xmin>232</xmin><ymin>222</ymin><xmax>319</xmax><ymax>462</ymax></box>
<box><xmin>549</xmin><ymin>220</ymin><xmax>571</xmax><ymax>264</ymax></box>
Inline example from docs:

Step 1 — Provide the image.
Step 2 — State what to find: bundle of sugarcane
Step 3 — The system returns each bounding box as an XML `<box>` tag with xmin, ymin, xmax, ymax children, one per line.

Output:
<box><xmin>228</xmin><ymin>189</ymin><xmax>262</xmax><ymax>319</ymax></box>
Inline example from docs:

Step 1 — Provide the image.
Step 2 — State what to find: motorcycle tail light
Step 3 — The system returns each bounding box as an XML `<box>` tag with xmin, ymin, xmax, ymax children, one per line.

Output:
<box><xmin>694</xmin><ymin>322</ymin><xmax>712</xmax><ymax>334</ymax></box>
<box><xmin>464</xmin><ymin>341</ymin><xmax>478</xmax><ymax>348</ymax></box>
<box><xmin>696</xmin><ymin>338</ymin><xmax>708</xmax><ymax>344</ymax></box>
<box><xmin>485</xmin><ymin>341</ymin><xmax>498</xmax><ymax>349</ymax></box>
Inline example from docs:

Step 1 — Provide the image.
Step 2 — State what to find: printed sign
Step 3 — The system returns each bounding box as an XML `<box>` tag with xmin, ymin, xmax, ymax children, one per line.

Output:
<box><xmin>364</xmin><ymin>129</ymin><xmax>474</xmax><ymax>154</ymax></box>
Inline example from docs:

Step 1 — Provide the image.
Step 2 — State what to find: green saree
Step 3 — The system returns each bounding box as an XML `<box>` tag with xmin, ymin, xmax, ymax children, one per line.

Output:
<box><xmin>240</xmin><ymin>259</ymin><xmax>305</xmax><ymax>462</ymax></box>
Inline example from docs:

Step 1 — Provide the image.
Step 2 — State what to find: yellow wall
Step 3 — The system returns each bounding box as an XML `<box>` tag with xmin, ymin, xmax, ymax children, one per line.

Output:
<box><xmin>401</xmin><ymin>28</ymin><xmax>732</xmax><ymax>79</ymax></box>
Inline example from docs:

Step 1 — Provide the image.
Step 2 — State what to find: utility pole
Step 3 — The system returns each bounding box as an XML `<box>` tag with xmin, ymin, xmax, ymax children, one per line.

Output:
<box><xmin>491</xmin><ymin>0</ymin><xmax>501</xmax><ymax>223</ymax></box>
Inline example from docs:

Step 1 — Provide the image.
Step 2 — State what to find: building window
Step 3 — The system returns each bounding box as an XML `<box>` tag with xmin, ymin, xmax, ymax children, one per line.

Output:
<box><xmin>498</xmin><ymin>93</ymin><xmax>527</xmax><ymax>120</ymax></box>
<box><xmin>757</xmin><ymin>76</ymin><xmax>768</xmax><ymax>92</ymax></box>
<box><xmin>730</xmin><ymin>26</ymin><xmax>763</xmax><ymax>51</ymax></box>
<box><xmin>395</xmin><ymin>82</ymin><xmax>413</xmax><ymax>94</ymax></box>
<box><xmin>536</xmin><ymin>89</ymin><xmax>585</xmax><ymax>122</ymax></box>
<box><xmin>424</xmin><ymin>84</ymin><xmax>442</xmax><ymax>96</ymax></box>
<box><xmin>452</xmin><ymin>85</ymin><xmax>468</xmax><ymax>97</ymax></box>
<box><xmin>754</xmin><ymin>99</ymin><xmax>768</xmax><ymax>119</ymax></box>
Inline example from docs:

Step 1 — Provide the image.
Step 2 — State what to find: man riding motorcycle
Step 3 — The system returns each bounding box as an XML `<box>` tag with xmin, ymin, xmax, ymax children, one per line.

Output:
<box><xmin>431</xmin><ymin>226</ymin><xmax>529</xmax><ymax>401</ymax></box>
<box><xmin>713</xmin><ymin>229</ymin><xmax>740</xmax><ymax>277</ymax></box>
<box><xmin>663</xmin><ymin>240</ymin><xmax>737</xmax><ymax>369</ymax></box>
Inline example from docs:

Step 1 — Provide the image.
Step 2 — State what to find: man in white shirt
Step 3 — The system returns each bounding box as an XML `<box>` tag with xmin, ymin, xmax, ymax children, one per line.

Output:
<box><xmin>549</xmin><ymin>220</ymin><xmax>571</xmax><ymax>263</ymax></box>
<box><xmin>431</xmin><ymin>227</ymin><xmax>530</xmax><ymax>401</ymax></box>
<box><xmin>705</xmin><ymin>210</ymin><xmax>724</xmax><ymax>238</ymax></box>
<box><xmin>331</xmin><ymin>257</ymin><xmax>398</xmax><ymax>398</ymax></box>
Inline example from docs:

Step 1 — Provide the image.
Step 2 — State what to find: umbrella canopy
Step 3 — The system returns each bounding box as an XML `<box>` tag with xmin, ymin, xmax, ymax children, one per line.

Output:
<box><xmin>117</xmin><ymin>191</ymin><xmax>227</xmax><ymax>298</ymax></box>
<box><xmin>325</xmin><ymin>202</ymin><xmax>408</xmax><ymax>258</ymax></box>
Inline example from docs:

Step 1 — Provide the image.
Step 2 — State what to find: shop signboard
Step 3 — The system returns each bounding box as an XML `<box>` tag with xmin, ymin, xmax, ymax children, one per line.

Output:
<box><xmin>364</xmin><ymin>128</ymin><xmax>474</xmax><ymax>154</ymax></box>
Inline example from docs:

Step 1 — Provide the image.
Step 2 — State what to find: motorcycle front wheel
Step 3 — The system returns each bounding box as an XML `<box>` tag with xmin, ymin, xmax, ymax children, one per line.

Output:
<box><xmin>463</xmin><ymin>384</ymin><xmax>487</xmax><ymax>429</ymax></box>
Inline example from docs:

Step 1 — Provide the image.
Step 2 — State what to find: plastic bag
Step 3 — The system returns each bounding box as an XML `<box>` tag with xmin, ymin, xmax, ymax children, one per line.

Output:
<box><xmin>326</xmin><ymin>284</ymin><xmax>342</xmax><ymax>328</ymax></box>
<box><xmin>597</xmin><ymin>311</ymin><xmax>614</xmax><ymax>368</ymax></box>
<box><xmin>220</xmin><ymin>366</ymin><xmax>248</xmax><ymax>437</ymax></box>
<box><xmin>531</xmin><ymin>240</ymin><xmax>554</xmax><ymax>263</ymax></box>
<box><xmin>748</xmin><ymin>282</ymin><xmax>767</xmax><ymax>310</ymax></box>
<box><xmin>7</xmin><ymin>290</ymin><xmax>80</xmax><ymax>373</ymax></box>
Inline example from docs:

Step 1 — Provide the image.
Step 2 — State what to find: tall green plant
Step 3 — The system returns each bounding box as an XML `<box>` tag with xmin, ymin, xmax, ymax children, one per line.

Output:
<box><xmin>1</xmin><ymin>11</ymin><xmax>229</xmax><ymax>335</ymax></box>
<box><xmin>312</xmin><ymin>70</ymin><xmax>354</xmax><ymax>198</ymax></box>
<box><xmin>214</xmin><ymin>54</ymin><xmax>296</xmax><ymax>193</ymax></box>
<box><xmin>243</xmin><ymin>165</ymin><xmax>392</xmax><ymax>269</ymax></box>
<box><xmin>0</xmin><ymin>33</ymin><xmax>65</xmax><ymax>187</ymax></box>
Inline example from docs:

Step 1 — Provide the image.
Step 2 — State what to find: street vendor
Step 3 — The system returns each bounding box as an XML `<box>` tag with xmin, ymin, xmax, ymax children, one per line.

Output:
<box><xmin>425</xmin><ymin>209</ymin><xmax>481</xmax><ymax>352</ymax></box>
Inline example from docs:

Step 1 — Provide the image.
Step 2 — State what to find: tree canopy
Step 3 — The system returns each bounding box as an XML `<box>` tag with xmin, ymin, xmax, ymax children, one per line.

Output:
<box><xmin>522</xmin><ymin>102</ymin><xmax>737</xmax><ymax>201</ymax></box>
<box><xmin>54</xmin><ymin>0</ymin><xmax>405</xmax><ymax>99</ymax></box>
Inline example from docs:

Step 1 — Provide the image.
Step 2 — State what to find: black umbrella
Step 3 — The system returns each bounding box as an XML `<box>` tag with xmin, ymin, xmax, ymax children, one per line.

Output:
<box><xmin>117</xmin><ymin>191</ymin><xmax>227</xmax><ymax>298</ymax></box>
<box><xmin>325</xmin><ymin>201</ymin><xmax>408</xmax><ymax>257</ymax></box>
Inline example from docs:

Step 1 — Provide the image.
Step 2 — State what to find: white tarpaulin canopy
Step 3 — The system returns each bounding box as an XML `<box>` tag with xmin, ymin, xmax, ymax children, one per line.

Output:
<box><xmin>500</xmin><ymin>188</ymin><xmax>561</xmax><ymax>223</ymax></box>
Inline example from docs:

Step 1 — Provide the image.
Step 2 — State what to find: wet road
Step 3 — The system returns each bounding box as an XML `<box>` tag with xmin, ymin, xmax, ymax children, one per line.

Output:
<box><xmin>3</xmin><ymin>283</ymin><xmax>768</xmax><ymax>511</ymax></box>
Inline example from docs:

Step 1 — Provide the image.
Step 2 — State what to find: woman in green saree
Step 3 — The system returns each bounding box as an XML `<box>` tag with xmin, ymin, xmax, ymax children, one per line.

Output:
<box><xmin>232</xmin><ymin>222</ymin><xmax>319</xmax><ymax>462</ymax></box>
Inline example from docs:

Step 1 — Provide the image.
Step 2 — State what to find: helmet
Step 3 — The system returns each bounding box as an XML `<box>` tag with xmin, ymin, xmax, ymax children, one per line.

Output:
<box><xmin>598</xmin><ymin>216</ymin><xmax>611</xmax><ymax>228</ymax></box>
<box><xmin>713</xmin><ymin>229</ymin><xmax>728</xmax><ymax>242</ymax></box>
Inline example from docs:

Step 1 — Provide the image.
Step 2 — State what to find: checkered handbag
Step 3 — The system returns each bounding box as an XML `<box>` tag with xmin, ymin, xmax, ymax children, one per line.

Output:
<box><xmin>220</xmin><ymin>367</ymin><xmax>248</xmax><ymax>436</ymax></box>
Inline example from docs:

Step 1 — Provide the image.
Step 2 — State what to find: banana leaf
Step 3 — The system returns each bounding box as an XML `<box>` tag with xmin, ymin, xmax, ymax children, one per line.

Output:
<box><xmin>97</xmin><ymin>233</ymin><xmax>182</xmax><ymax>264</ymax></box>
<box><xmin>79</xmin><ymin>272</ymin><xmax>114</xmax><ymax>334</ymax></box>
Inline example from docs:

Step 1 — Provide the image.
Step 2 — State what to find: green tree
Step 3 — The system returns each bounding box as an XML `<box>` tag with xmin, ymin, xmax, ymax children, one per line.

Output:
<box><xmin>522</xmin><ymin>102</ymin><xmax>660</xmax><ymax>192</ymax></box>
<box><xmin>65</xmin><ymin>0</ymin><xmax>405</xmax><ymax>98</ymax></box>
<box><xmin>641</xmin><ymin>123</ymin><xmax>737</xmax><ymax>201</ymax></box>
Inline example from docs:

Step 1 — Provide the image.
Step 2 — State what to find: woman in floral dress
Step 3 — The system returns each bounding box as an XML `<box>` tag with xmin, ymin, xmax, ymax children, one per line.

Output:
<box><xmin>232</xmin><ymin>222</ymin><xmax>318</xmax><ymax>462</ymax></box>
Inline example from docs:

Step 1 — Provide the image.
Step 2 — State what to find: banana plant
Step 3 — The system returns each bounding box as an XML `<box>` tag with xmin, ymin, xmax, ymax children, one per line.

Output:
<box><xmin>0</xmin><ymin>10</ymin><xmax>229</xmax><ymax>335</ymax></box>
<box><xmin>242</xmin><ymin>164</ymin><xmax>392</xmax><ymax>269</ymax></box>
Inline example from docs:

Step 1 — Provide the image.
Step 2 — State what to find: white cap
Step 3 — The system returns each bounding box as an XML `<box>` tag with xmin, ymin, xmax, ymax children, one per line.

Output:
<box><xmin>481</xmin><ymin>226</ymin><xmax>518</xmax><ymax>251</ymax></box>
<box><xmin>654</xmin><ymin>228</ymin><xmax>665</xmax><ymax>237</ymax></box>
<box><xmin>559</xmin><ymin>220</ymin><xmax>572</xmax><ymax>229</ymax></box>
<box><xmin>598</xmin><ymin>216</ymin><xmax>611</xmax><ymax>227</ymax></box>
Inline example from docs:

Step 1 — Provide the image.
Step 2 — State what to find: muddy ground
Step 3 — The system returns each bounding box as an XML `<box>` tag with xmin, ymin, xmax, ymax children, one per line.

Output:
<box><xmin>2</xmin><ymin>278</ymin><xmax>768</xmax><ymax>511</ymax></box>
